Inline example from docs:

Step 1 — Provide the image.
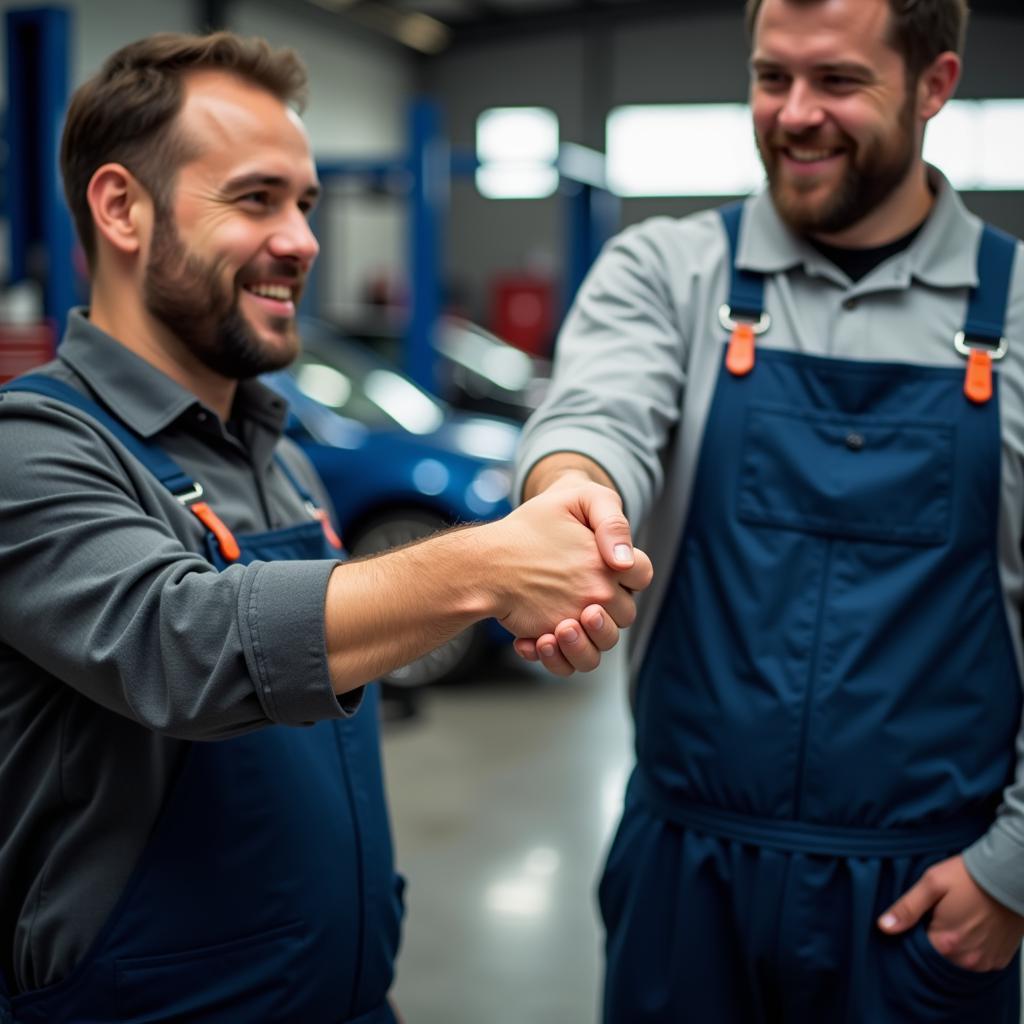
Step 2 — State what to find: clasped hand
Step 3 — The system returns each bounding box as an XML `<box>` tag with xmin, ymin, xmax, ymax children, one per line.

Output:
<box><xmin>512</xmin><ymin>478</ymin><xmax>652</xmax><ymax>677</ymax></box>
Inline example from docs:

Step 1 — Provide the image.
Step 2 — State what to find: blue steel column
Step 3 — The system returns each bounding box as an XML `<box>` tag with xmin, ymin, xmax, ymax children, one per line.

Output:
<box><xmin>5</xmin><ymin>7</ymin><xmax>77</xmax><ymax>330</ymax></box>
<box><xmin>564</xmin><ymin>180</ymin><xmax>620</xmax><ymax>315</ymax></box>
<box><xmin>406</xmin><ymin>99</ymin><xmax>448</xmax><ymax>394</ymax></box>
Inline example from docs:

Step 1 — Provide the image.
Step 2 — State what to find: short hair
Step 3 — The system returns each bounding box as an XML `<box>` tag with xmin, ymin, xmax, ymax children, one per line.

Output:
<box><xmin>744</xmin><ymin>0</ymin><xmax>970</xmax><ymax>81</ymax></box>
<box><xmin>60</xmin><ymin>31</ymin><xmax>308</xmax><ymax>268</ymax></box>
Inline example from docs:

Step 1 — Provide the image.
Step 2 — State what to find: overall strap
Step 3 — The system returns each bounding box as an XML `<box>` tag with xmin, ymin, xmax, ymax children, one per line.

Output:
<box><xmin>719</xmin><ymin>201</ymin><xmax>766</xmax><ymax>321</ymax></box>
<box><xmin>273</xmin><ymin>453</ymin><xmax>343</xmax><ymax>551</ymax></box>
<box><xmin>718</xmin><ymin>202</ymin><xmax>770</xmax><ymax>377</ymax></box>
<box><xmin>1</xmin><ymin>374</ymin><xmax>240</xmax><ymax>560</ymax></box>
<box><xmin>2</xmin><ymin>375</ymin><xmax>197</xmax><ymax>497</ymax></box>
<box><xmin>956</xmin><ymin>224</ymin><xmax>1018</xmax><ymax>405</ymax></box>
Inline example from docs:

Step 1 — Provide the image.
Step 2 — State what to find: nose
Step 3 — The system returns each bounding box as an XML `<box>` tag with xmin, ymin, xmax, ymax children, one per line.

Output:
<box><xmin>268</xmin><ymin>207</ymin><xmax>320</xmax><ymax>268</ymax></box>
<box><xmin>777</xmin><ymin>78</ymin><xmax>825</xmax><ymax>134</ymax></box>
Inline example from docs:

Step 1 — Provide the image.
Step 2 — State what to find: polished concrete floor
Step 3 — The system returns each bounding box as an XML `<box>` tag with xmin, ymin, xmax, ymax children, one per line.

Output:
<box><xmin>382</xmin><ymin>646</ymin><xmax>632</xmax><ymax>1024</ymax></box>
<box><xmin>382</xmin><ymin>645</ymin><xmax>1024</xmax><ymax>1024</ymax></box>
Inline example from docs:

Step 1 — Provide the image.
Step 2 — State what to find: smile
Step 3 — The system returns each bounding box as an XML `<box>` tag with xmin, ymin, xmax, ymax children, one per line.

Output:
<box><xmin>244</xmin><ymin>282</ymin><xmax>296</xmax><ymax>301</ymax></box>
<box><xmin>781</xmin><ymin>146</ymin><xmax>844</xmax><ymax>164</ymax></box>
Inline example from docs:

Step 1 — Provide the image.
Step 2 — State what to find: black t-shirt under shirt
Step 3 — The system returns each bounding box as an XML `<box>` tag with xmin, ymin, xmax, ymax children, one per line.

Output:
<box><xmin>809</xmin><ymin>222</ymin><xmax>925</xmax><ymax>283</ymax></box>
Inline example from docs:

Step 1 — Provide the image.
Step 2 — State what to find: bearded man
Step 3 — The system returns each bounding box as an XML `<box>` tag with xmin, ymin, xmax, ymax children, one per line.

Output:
<box><xmin>0</xmin><ymin>31</ymin><xmax>652</xmax><ymax>1024</ymax></box>
<box><xmin>516</xmin><ymin>0</ymin><xmax>1024</xmax><ymax>1020</ymax></box>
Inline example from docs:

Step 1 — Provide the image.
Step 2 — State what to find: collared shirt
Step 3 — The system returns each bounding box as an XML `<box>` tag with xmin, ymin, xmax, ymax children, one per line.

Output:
<box><xmin>515</xmin><ymin>169</ymin><xmax>1024</xmax><ymax>914</ymax></box>
<box><xmin>0</xmin><ymin>311</ymin><xmax>355</xmax><ymax>991</ymax></box>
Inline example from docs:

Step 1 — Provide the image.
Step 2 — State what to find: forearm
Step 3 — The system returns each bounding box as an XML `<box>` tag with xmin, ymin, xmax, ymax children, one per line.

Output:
<box><xmin>325</xmin><ymin>525</ymin><xmax>493</xmax><ymax>694</ymax></box>
<box><xmin>324</xmin><ymin>487</ymin><xmax>654</xmax><ymax>694</ymax></box>
<box><xmin>522</xmin><ymin>452</ymin><xmax>618</xmax><ymax>501</ymax></box>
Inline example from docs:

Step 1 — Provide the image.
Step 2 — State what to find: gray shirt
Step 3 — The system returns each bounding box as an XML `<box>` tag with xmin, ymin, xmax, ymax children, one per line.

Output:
<box><xmin>0</xmin><ymin>311</ymin><xmax>357</xmax><ymax>991</ymax></box>
<box><xmin>516</xmin><ymin>169</ymin><xmax>1024</xmax><ymax>915</ymax></box>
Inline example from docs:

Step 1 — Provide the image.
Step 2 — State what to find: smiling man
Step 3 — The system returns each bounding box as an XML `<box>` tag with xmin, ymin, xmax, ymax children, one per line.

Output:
<box><xmin>515</xmin><ymin>0</ymin><xmax>1024</xmax><ymax>1020</ymax></box>
<box><xmin>0</xmin><ymin>32</ymin><xmax>651</xmax><ymax>1024</ymax></box>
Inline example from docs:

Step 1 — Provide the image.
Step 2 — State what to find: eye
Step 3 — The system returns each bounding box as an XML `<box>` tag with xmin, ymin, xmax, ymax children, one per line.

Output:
<box><xmin>238</xmin><ymin>191</ymin><xmax>272</xmax><ymax>208</ymax></box>
<box><xmin>821</xmin><ymin>74</ymin><xmax>861</xmax><ymax>92</ymax></box>
<box><xmin>754</xmin><ymin>69</ymin><xmax>789</xmax><ymax>90</ymax></box>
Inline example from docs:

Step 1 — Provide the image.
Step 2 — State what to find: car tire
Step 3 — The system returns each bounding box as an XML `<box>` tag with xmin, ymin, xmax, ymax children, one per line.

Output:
<box><xmin>347</xmin><ymin>510</ymin><xmax>489</xmax><ymax>687</ymax></box>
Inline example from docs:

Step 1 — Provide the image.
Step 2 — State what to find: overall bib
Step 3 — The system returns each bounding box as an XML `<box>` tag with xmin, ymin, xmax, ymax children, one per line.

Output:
<box><xmin>0</xmin><ymin>377</ymin><xmax>402</xmax><ymax>1024</ymax></box>
<box><xmin>599</xmin><ymin>210</ymin><xmax>1023</xmax><ymax>1023</ymax></box>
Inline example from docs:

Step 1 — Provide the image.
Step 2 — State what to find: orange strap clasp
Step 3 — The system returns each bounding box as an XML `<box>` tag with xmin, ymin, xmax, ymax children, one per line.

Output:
<box><xmin>190</xmin><ymin>501</ymin><xmax>242</xmax><ymax>562</ymax></box>
<box><xmin>307</xmin><ymin>502</ymin><xmax>343</xmax><ymax>551</ymax></box>
<box><xmin>954</xmin><ymin>330</ymin><xmax>1007</xmax><ymax>406</ymax></box>
<box><xmin>718</xmin><ymin>304</ymin><xmax>770</xmax><ymax>378</ymax></box>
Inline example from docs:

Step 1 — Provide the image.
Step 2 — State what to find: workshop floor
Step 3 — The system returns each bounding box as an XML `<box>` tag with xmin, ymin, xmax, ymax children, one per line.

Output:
<box><xmin>383</xmin><ymin>648</ymin><xmax>1024</xmax><ymax>1024</ymax></box>
<box><xmin>382</xmin><ymin>647</ymin><xmax>632</xmax><ymax>1024</ymax></box>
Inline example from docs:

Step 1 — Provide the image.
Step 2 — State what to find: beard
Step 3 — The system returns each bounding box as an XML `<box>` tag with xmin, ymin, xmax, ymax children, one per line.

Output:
<box><xmin>143</xmin><ymin>215</ymin><xmax>301</xmax><ymax>380</ymax></box>
<box><xmin>757</xmin><ymin>86</ymin><xmax>917</xmax><ymax>237</ymax></box>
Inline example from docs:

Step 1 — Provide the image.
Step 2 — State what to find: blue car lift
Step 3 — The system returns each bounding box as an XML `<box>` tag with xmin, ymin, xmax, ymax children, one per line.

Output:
<box><xmin>316</xmin><ymin>99</ymin><xmax>619</xmax><ymax>395</ymax></box>
<box><xmin>4</xmin><ymin>7</ymin><xmax>78</xmax><ymax>332</ymax></box>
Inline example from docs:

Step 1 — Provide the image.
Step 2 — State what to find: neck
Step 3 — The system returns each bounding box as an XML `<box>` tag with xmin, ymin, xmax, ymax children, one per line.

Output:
<box><xmin>89</xmin><ymin>278</ymin><xmax>237</xmax><ymax>422</ymax></box>
<box><xmin>811</xmin><ymin>159</ymin><xmax>934</xmax><ymax>249</ymax></box>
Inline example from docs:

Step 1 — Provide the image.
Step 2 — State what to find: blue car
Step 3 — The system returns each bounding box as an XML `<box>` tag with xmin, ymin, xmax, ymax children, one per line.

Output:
<box><xmin>265</xmin><ymin>323</ymin><xmax>521</xmax><ymax>686</ymax></box>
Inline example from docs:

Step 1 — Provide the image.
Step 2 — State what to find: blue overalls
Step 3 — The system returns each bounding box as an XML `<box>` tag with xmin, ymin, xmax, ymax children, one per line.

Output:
<box><xmin>0</xmin><ymin>377</ymin><xmax>403</xmax><ymax>1024</ymax></box>
<box><xmin>598</xmin><ymin>210</ymin><xmax>1023</xmax><ymax>1023</ymax></box>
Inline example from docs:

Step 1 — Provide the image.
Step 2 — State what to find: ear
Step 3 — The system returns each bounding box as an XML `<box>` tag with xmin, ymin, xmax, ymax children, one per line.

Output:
<box><xmin>917</xmin><ymin>51</ymin><xmax>961</xmax><ymax>123</ymax></box>
<box><xmin>86</xmin><ymin>163</ymin><xmax>153</xmax><ymax>258</ymax></box>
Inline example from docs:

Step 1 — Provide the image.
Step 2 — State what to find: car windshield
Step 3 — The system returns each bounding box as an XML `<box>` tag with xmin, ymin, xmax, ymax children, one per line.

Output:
<box><xmin>291</xmin><ymin>338</ymin><xmax>445</xmax><ymax>435</ymax></box>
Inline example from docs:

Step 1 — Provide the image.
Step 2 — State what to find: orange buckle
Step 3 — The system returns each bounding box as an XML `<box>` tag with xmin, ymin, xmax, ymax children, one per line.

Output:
<box><xmin>190</xmin><ymin>501</ymin><xmax>242</xmax><ymax>562</ymax></box>
<box><xmin>963</xmin><ymin>348</ymin><xmax>993</xmax><ymax>405</ymax></box>
<box><xmin>309</xmin><ymin>504</ymin><xmax>343</xmax><ymax>551</ymax></box>
<box><xmin>726</xmin><ymin>322</ymin><xmax>756</xmax><ymax>377</ymax></box>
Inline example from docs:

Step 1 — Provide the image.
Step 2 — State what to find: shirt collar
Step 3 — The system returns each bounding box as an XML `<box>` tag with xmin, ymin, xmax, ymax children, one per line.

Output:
<box><xmin>57</xmin><ymin>309</ymin><xmax>289</xmax><ymax>440</ymax></box>
<box><xmin>737</xmin><ymin>166</ymin><xmax>981</xmax><ymax>290</ymax></box>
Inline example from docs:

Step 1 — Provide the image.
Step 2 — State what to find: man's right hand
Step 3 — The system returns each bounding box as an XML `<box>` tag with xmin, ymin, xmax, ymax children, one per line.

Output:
<box><xmin>481</xmin><ymin>482</ymin><xmax>652</xmax><ymax>643</ymax></box>
<box><xmin>512</xmin><ymin>455</ymin><xmax>647</xmax><ymax>675</ymax></box>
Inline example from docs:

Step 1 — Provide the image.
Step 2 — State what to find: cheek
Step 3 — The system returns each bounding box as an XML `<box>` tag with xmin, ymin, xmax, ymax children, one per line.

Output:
<box><xmin>749</xmin><ymin>97</ymin><xmax>777</xmax><ymax>139</ymax></box>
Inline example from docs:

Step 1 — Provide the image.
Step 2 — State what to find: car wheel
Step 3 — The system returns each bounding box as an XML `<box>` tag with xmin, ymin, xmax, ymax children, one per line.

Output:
<box><xmin>347</xmin><ymin>510</ymin><xmax>488</xmax><ymax>687</ymax></box>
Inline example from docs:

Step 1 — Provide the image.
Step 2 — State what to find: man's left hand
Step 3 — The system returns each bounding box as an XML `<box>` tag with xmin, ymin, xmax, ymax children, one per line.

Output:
<box><xmin>877</xmin><ymin>854</ymin><xmax>1024</xmax><ymax>972</ymax></box>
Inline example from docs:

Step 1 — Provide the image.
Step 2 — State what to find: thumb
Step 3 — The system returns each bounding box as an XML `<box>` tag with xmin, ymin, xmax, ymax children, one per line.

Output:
<box><xmin>575</xmin><ymin>486</ymin><xmax>634</xmax><ymax>569</ymax></box>
<box><xmin>878</xmin><ymin>870</ymin><xmax>943</xmax><ymax>934</ymax></box>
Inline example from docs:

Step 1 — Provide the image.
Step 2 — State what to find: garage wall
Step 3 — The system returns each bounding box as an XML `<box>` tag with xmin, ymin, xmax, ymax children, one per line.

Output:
<box><xmin>426</xmin><ymin>9</ymin><xmax>1024</xmax><ymax>325</ymax></box>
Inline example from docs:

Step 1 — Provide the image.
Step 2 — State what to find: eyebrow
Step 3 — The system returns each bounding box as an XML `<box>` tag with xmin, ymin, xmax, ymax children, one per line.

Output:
<box><xmin>221</xmin><ymin>172</ymin><xmax>321</xmax><ymax>201</ymax></box>
<box><xmin>750</xmin><ymin>57</ymin><xmax>874</xmax><ymax>77</ymax></box>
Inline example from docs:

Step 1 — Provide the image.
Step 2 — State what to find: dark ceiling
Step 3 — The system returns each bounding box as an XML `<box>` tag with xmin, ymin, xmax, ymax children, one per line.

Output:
<box><xmin>301</xmin><ymin>0</ymin><xmax>1023</xmax><ymax>54</ymax></box>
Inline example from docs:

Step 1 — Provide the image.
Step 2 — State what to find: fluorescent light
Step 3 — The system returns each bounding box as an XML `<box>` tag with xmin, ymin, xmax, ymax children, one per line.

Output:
<box><xmin>607</xmin><ymin>99</ymin><xmax>1024</xmax><ymax>197</ymax></box>
<box><xmin>476</xmin><ymin>163</ymin><xmax>559</xmax><ymax>200</ymax></box>
<box><xmin>925</xmin><ymin>100</ymin><xmax>1024</xmax><ymax>189</ymax></box>
<box><xmin>477</xmin><ymin>107</ymin><xmax>559</xmax><ymax>165</ymax></box>
<box><xmin>607</xmin><ymin>104</ymin><xmax>763</xmax><ymax>197</ymax></box>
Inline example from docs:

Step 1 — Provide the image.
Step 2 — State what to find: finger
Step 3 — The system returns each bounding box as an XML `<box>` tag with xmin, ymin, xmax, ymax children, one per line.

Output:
<box><xmin>580</xmin><ymin>604</ymin><xmax>620</xmax><ymax>652</ymax></box>
<box><xmin>603</xmin><ymin>588</ymin><xmax>638</xmax><ymax>630</ymax></box>
<box><xmin>576</xmin><ymin>486</ymin><xmax>634</xmax><ymax>569</ymax></box>
<box><xmin>619</xmin><ymin>547</ymin><xmax>654</xmax><ymax>593</ymax></box>
<box><xmin>536</xmin><ymin>633</ymin><xmax>575</xmax><ymax>677</ymax></box>
<box><xmin>878</xmin><ymin>869</ymin><xmax>944</xmax><ymax>934</ymax></box>
<box><xmin>513</xmin><ymin>638</ymin><xmax>540</xmax><ymax>662</ymax></box>
<box><xmin>554</xmin><ymin>619</ymin><xmax>602</xmax><ymax>673</ymax></box>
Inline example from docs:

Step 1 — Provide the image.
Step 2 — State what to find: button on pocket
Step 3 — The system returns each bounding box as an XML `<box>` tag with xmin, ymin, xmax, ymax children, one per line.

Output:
<box><xmin>737</xmin><ymin>403</ymin><xmax>952</xmax><ymax>545</ymax></box>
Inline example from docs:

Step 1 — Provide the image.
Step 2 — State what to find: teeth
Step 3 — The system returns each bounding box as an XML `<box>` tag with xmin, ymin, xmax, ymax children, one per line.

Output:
<box><xmin>248</xmin><ymin>283</ymin><xmax>293</xmax><ymax>301</ymax></box>
<box><xmin>788</xmin><ymin>148</ymin><xmax>837</xmax><ymax>162</ymax></box>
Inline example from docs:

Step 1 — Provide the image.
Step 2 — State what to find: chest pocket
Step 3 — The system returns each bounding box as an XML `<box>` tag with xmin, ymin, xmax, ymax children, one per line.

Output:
<box><xmin>736</xmin><ymin>401</ymin><xmax>953</xmax><ymax>546</ymax></box>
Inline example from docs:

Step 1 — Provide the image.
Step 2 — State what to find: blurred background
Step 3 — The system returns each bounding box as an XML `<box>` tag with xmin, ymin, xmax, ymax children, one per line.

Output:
<box><xmin>2</xmin><ymin>1</ymin><xmax>1022</xmax><ymax>1019</ymax></box>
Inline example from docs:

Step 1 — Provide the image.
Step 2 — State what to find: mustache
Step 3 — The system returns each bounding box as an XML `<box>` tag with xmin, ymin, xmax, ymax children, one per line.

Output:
<box><xmin>238</xmin><ymin>260</ymin><xmax>305</xmax><ymax>287</ymax></box>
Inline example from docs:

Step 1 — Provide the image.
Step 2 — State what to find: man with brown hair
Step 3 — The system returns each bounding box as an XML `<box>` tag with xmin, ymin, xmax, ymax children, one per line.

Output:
<box><xmin>0</xmin><ymin>32</ymin><xmax>651</xmax><ymax>1024</ymax></box>
<box><xmin>517</xmin><ymin>0</ymin><xmax>1024</xmax><ymax>1019</ymax></box>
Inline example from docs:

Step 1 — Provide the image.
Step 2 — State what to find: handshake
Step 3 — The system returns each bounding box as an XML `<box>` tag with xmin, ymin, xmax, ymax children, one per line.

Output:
<box><xmin>478</xmin><ymin>476</ymin><xmax>654</xmax><ymax>678</ymax></box>
<box><xmin>327</xmin><ymin>474</ymin><xmax>653</xmax><ymax>692</ymax></box>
